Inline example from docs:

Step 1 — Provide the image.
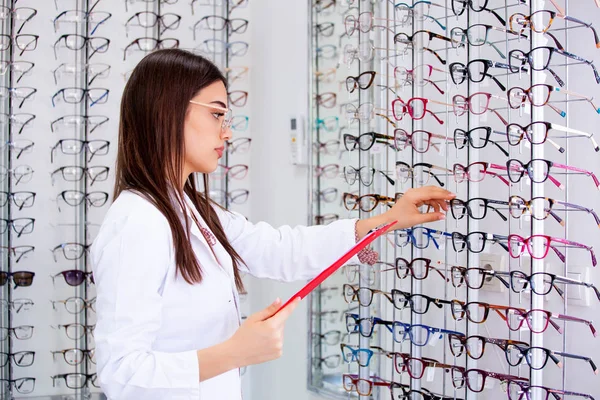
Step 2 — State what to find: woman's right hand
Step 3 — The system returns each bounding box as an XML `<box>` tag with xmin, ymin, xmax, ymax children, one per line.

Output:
<box><xmin>228</xmin><ymin>297</ymin><xmax>301</xmax><ymax>368</ymax></box>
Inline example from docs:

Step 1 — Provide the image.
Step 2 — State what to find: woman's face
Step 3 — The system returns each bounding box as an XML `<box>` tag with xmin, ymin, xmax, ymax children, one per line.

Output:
<box><xmin>183</xmin><ymin>80</ymin><xmax>232</xmax><ymax>178</ymax></box>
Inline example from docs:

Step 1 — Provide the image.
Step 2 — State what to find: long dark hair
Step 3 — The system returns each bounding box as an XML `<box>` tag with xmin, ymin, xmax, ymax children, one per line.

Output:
<box><xmin>114</xmin><ymin>49</ymin><xmax>245</xmax><ymax>291</ymax></box>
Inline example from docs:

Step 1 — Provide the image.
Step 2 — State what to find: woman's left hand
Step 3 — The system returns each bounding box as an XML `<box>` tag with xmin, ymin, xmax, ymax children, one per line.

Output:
<box><xmin>356</xmin><ymin>186</ymin><xmax>456</xmax><ymax>239</ymax></box>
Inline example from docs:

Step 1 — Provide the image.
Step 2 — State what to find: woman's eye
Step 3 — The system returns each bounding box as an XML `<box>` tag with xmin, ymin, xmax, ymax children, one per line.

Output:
<box><xmin>212</xmin><ymin>112</ymin><xmax>225</xmax><ymax>119</ymax></box>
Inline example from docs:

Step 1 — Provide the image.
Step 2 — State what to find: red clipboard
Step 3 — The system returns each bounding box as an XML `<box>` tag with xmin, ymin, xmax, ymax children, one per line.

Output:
<box><xmin>276</xmin><ymin>220</ymin><xmax>397</xmax><ymax>314</ymax></box>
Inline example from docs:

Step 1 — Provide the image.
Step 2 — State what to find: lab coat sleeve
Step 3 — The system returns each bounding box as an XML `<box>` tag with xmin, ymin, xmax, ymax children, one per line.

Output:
<box><xmin>91</xmin><ymin>205</ymin><xmax>199</xmax><ymax>400</ymax></box>
<box><xmin>214</xmin><ymin>206</ymin><xmax>361</xmax><ymax>282</ymax></box>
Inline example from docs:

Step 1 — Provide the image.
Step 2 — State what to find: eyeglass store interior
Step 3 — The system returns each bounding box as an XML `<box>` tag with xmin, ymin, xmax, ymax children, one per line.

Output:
<box><xmin>2</xmin><ymin>0</ymin><xmax>600</xmax><ymax>399</ymax></box>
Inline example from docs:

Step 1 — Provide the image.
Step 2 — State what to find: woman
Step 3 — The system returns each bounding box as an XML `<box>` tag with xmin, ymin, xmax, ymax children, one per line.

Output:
<box><xmin>91</xmin><ymin>49</ymin><xmax>454</xmax><ymax>400</ymax></box>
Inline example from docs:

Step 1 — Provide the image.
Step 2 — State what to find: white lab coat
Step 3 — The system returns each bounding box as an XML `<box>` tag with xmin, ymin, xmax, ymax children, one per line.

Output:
<box><xmin>90</xmin><ymin>190</ymin><xmax>360</xmax><ymax>400</ymax></box>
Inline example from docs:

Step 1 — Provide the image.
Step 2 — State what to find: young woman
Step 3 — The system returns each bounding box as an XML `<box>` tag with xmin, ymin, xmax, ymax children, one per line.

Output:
<box><xmin>91</xmin><ymin>49</ymin><xmax>454</xmax><ymax>400</ymax></box>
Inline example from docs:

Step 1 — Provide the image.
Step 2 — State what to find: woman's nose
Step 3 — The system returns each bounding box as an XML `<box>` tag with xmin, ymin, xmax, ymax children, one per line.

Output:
<box><xmin>222</xmin><ymin>127</ymin><xmax>233</xmax><ymax>141</ymax></box>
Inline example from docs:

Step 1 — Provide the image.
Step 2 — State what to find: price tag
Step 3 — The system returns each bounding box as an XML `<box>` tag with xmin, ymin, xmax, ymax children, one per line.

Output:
<box><xmin>525</xmin><ymin>176</ymin><xmax>531</xmax><ymax>186</ymax></box>
<box><xmin>426</xmin><ymin>367</ymin><xmax>436</xmax><ymax>382</ymax></box>
<box><xmin>428</xmin><ymin>332</ymin><xmax>441</xmax><ymax>347</ymax></box>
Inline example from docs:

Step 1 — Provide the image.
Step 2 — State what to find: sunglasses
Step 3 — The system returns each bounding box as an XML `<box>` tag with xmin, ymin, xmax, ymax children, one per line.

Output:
<box><xmin>51</xmin><ymin>270</ymin><xmax>95</xmax><ymax>286</ymax></box>
<box><xmin>0</xmin><ymin>271</ymin><xmax>35</xmax><ymax>289</ymax></box>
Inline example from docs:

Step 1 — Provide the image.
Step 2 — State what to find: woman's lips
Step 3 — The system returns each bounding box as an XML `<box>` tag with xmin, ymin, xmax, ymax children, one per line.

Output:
<box><xmin>215</xmin><ymin>146</ymin><xmax>224</xmax><ymax>157</ymax></box>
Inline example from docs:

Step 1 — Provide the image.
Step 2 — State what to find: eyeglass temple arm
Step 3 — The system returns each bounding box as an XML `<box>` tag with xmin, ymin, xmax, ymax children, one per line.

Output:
<box><xmin>554</xmin><ymin>273</ymin><xmax>600</xmax><ymax>298</ymax></box>
<box><xmin>424</xmin><ymin>78</ymin><xmax>445</xmax><ymax>95</ymax></box>
<box><xmin>555</xmin><ymin>199</ymin><xmax>600</xmax><ymax>226</ymax></box>
<box><xmin>484</xmin><ymin>165</ymin><xmax>512</xmax><ymax>186</ymax></box>
<box><xmin>553</xmin><ymin>313</ymin><xmax>597</xmax><ymax>337</ymax></box>
<box><xmin>489</xmin><ymin>271</ymin><xmax>510</xmax><ymax>288</ymax></box>
<box><xmin>553</xmin><ymin>351</ymin><xmax>598</xmax><ymax>373</ymax></box>
<box><xmin>550</xmin><ymin>124</ymin><xmax>600</xmax><ymax>151</ymax></box>
<box><xmin>423</xmin><ymin>47</ymin><xmax>446</xmax><ymax>65</ymax></box>
<box><xmin>553</xmin><ymin>162</ymin><xmax>600</xmax><ymax>189</ymax></box>
<box><xmin>554</xmin><ymin>87</ymin><xmax>600</xmax><ymax>114</ymax></box>
<box><xmin>561</xmin><ymin>49</ymin><xmax>600</xmax><ymax>84</ymax></box>
<box><xmin>377</xmin><ymin>170</ymin><xmax>396</xmax><ymax>186</ymax></box>
<box><xmin>430</xmin><ymin>265</ymin><xmax>449</xmax><ymax>281</ymax></box>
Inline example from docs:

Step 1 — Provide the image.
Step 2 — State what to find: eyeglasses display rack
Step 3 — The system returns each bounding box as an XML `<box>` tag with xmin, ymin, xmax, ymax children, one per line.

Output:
<box><xmin>308</xmin><ymin>1</ymin><xmax>600</xmax><ymax>399</ymax></box>
<box><xmin>0</xmin><ymin>0</ymin><xmax>252</xmax><ymax>398</ymax></box>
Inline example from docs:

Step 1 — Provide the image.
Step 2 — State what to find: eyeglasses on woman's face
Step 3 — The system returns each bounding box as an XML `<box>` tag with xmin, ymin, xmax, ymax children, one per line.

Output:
<box><xmin>189</xmin><ymin>100</ymin><xmax>233</xmax><ymax>131</ymax></box>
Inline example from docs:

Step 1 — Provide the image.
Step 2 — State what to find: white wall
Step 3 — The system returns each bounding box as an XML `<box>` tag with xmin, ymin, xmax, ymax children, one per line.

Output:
<box><xmin>245</xmin><ymin>1</ymin><xmax>321</xmax><ymax>399</ymax></box>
